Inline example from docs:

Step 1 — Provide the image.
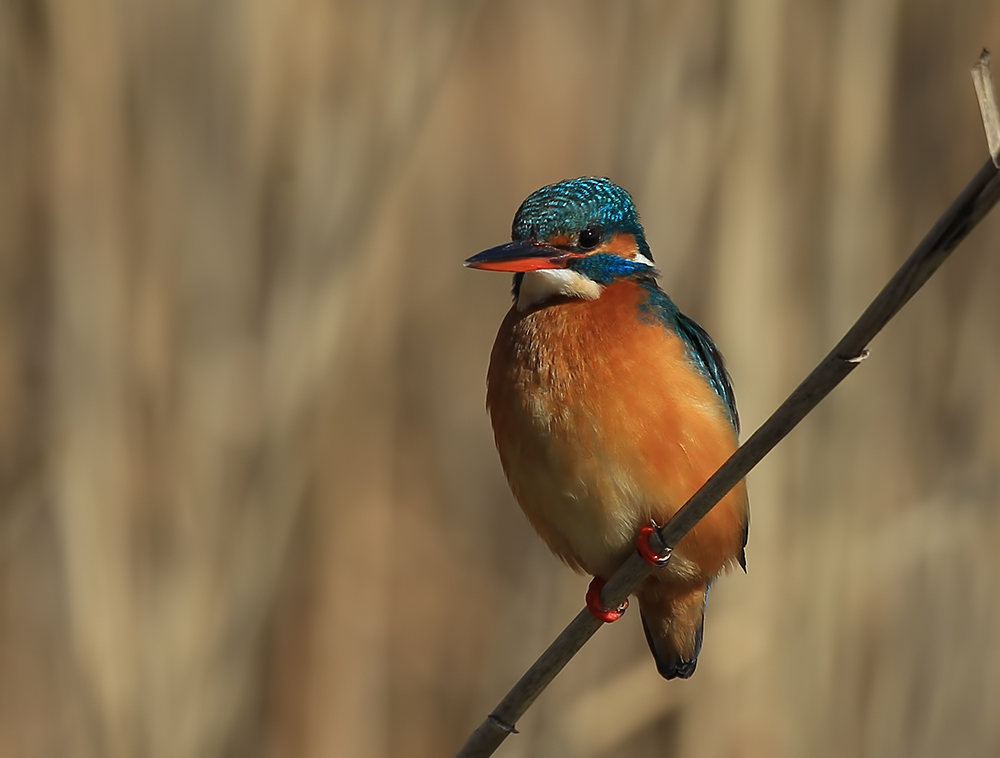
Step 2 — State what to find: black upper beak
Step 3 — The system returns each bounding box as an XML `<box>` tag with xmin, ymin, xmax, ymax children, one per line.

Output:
<box><xmin>464</xmin><ymin>240</ymin><xmax>578</xmax><ymax>272</ymax></box>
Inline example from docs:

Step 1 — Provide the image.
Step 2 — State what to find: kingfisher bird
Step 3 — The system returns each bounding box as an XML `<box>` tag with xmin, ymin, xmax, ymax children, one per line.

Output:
<box><xmin>465</xmin><ymin>177</ymin><xmax>748</xmax><ymax>679</ymax></box>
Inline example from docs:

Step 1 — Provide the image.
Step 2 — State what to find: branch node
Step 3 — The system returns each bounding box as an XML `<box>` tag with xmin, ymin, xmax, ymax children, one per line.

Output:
<box><xmin>488</xmin><ymin>715</ymin><xmax>518</xmax><ymax>735</ymax></box>
<box><xmin>972</xmin><ymin>49</ymin><xmax>1000</xmax><ymax>167</ymax></box>
<box><xmin>844</xmin><ymin>348</ymin><xmax>870</xmax><ymax>364</ymax></box>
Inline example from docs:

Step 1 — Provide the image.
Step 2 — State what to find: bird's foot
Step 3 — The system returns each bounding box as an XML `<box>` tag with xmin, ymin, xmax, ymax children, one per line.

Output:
<box><xmin>636</xmin><ymin>523</ymin><xmax>673</xmax><ymax>567</ymax></box>
<box><xmin>585</xmin><ymin>576</ymin><xmax>628</xmax><ymax>623</ymax></box>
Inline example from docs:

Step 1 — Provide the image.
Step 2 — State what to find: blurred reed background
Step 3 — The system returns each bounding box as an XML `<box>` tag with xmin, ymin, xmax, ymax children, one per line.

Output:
<box><xmin>2</xmin><ymin>0</ymin><xmax>1000</xmax><ymax>756</ymax></box>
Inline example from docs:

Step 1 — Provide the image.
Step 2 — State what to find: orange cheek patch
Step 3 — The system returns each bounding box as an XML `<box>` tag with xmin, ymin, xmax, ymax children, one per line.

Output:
<box><xmin>600</xmin><ymin>232</ymin><xmax>641</xmax><ymax>259</ymax></box>
<box><xmin>545</xmin><ymin>233</ymin><xmax>573</xmax><ymax>246</ymax></box>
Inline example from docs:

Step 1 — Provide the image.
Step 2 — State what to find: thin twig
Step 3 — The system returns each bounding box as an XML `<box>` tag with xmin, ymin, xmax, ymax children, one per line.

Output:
<box><xmin>455</xmin><ymin>60</ymin><xmax>1000</xmax><ymax>758</ymax></box>
<box><xmin>973</xmin><ymin>50</ymin><xmax>1000</xmax><ymax>167</ymax></box>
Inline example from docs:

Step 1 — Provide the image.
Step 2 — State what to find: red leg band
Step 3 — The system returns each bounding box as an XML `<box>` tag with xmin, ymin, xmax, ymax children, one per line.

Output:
<box><xmin>586</xmin><ymin>576</ymin><xmax>628</xmax><ymax>623</ymax></box>
<box><xmin>637</xmin><ymin>523</ymin><xmax>672</xmax><ymax>567</ymax></box>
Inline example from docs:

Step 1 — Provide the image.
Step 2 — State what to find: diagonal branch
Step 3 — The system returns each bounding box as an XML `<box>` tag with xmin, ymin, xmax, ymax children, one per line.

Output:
<box><xmin>455</xmin><ymin>58</ymin><xmax>1000</xmax><ymax>758</ymax></box>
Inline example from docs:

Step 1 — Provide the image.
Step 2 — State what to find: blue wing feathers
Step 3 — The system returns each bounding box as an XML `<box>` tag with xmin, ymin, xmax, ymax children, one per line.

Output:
<box><xmin>671</xmin><ymin>307</ymin><xmax>748</xmax><ymax>571</ymax></box>
<box><xmin>673</xmin><ymin>312</ymin><xmax>740</xmax><ymax>434</ymax></box>
<box><xmin>639</xmin><ymin>282</ymin><xmax>740</xmax><ymax>433</ymax></box>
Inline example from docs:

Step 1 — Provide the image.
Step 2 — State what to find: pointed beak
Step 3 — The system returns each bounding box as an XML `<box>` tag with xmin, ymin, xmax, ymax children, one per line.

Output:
<box><xmin>464</xmin><ymin>240</ymin><xmax>582</xmax><ymax>272</ymax></box>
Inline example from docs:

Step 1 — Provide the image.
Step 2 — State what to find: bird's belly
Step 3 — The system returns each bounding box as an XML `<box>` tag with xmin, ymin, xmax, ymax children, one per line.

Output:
<box><xmin>494</xmin><ymin>405</ymin><xmax>651</xmax><ymax>578</ymax></box>
<box><xmin>486</xmin><ymin>289</ymin><xmax>746</xmax><ymax>582</ymax></box>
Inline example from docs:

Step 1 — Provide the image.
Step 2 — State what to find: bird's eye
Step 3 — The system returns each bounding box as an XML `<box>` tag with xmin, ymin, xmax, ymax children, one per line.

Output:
<box><xmin>578</xmin><ymin>227</ymin><xmax>602</xmax><ymax>250</ymax></box>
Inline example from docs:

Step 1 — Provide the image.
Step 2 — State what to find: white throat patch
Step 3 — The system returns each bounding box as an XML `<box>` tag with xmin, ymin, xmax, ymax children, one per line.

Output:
<box><xmin>516</xmin><ymin>269</ymin><xmax>603</xmax><ymax>311</ymax></box>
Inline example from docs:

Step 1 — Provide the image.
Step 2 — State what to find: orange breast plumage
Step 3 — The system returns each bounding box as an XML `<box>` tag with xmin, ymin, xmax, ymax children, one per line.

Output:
<box><xmin>486</xmin><ymin>279</ymin><xmax>748</xmax><ymax>583</ymax></box>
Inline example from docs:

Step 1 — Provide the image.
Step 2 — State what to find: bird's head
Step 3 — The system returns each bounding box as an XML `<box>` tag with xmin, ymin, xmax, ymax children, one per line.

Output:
<box><xmin>465</xmin><ymin>177</ymin><xmax>657</xmax><ymax>310</ymax></box>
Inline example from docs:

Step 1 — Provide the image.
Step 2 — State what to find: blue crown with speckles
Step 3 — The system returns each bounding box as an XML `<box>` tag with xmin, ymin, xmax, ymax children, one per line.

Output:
<box><xmin>511</xmin><ymin>177</ymin><xmax>653</xmax><ymax>261</ymax></box>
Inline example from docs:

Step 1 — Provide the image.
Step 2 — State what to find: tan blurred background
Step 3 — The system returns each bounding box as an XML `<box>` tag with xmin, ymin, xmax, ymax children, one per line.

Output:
<box><xmin>3</xmin><ymin>1</ymin><xmax>1000</xmax><ymax>756</ymax></box>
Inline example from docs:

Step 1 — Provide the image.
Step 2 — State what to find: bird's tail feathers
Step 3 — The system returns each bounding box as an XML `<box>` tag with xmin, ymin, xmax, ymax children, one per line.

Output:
<box><xmin>637</xmin><ymin>583</ymin><xmax>709</xmax><ymax>680</ymax></box>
